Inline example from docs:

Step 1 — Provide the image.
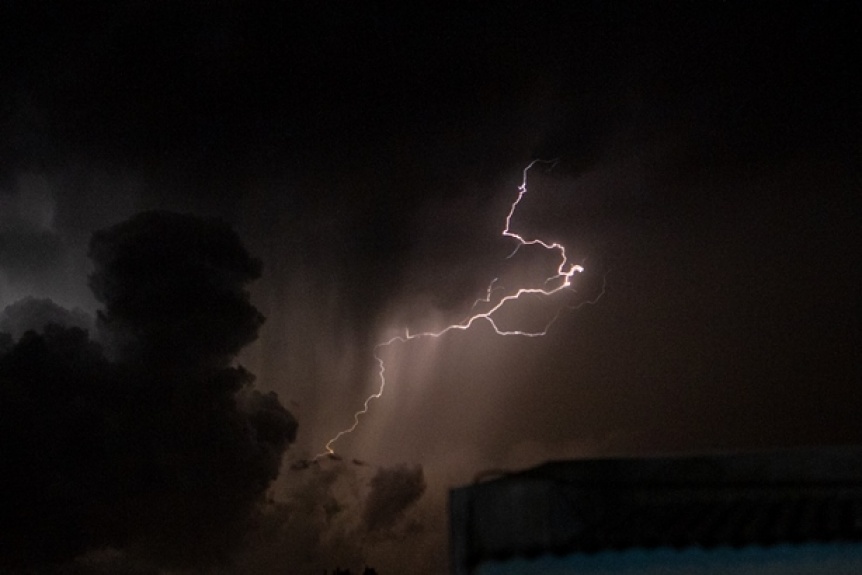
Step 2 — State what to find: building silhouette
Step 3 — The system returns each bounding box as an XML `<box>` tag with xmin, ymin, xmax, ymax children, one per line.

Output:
<box><xmin>450</xmin><ymin>446</ymin><xmax>862</xmax><ymax>574</ymax></box>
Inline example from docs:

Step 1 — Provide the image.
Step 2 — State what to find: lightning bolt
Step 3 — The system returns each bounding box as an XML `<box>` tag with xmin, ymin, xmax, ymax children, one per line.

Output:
<box><xmin>316</xmin><ymin>159</ymin><xmax>602</xmax><ymax>459</ymax></box>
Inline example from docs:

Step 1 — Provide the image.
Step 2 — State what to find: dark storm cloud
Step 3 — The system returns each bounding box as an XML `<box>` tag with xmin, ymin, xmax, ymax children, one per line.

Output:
<box><xmin>0</xmin><ymin>296</ymin><xmax>92</xmax><ymax>339</ymax></box>
<box><xmin>248</xmin><ymin>464</ymin><xmax>366</xmax><ymax>573</ymax></box>
<box><xmin>1</xmin><ymin>2</ymin><xmax>861</xmax><ymax>572</ymax></box>
<box><xmin>0</xmin><ymin>325</ymin><xmax>113</xmax><ymax>568</ymax></box>
<box><xmin>2</xmin><ymin>2</ymin><xmax>523</xmax><ymax>190</ymax></box>
<box><xmin>1</xmin><ymin>0</ymin><xmax>578</xmax><ymax>340</ymax></box>
<box><xmin>236</xmin><ymin>460</ymin><xmax>430</xmax><ymax>573</ymax></box>
<box><xmin>88</xmin><ymin>211</ymin><xmax>264</xmax><ymax>368</ymax></box>
<box><xmin>363</xmin><ymin>464</ymin><xmax>426</xmax><ymax>533</ymax></box>
<box><xmin>0</xmin><ymin>211</ymin><xmax>296</xmax><ymax>572</ymax></box>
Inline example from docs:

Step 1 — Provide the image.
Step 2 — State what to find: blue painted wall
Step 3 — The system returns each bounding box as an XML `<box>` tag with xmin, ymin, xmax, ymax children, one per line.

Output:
<box><xmin>476</xmin><ymin>543</ymin><xmax>862</xmax><ymax>575</ymax></box>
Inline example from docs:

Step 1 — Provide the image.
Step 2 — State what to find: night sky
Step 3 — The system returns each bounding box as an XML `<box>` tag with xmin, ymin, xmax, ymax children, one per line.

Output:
<box><xmin>2</xmin><ymin>2</ymin><xmax>861</xmax><ymax>573</ymax></box>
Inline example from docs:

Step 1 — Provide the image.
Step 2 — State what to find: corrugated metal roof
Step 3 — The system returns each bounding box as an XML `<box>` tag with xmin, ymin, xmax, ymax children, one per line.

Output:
<box><xmin>450</xmin><ymin>447</ymin><xmax>862</xmax><ymax>574</ymax></box>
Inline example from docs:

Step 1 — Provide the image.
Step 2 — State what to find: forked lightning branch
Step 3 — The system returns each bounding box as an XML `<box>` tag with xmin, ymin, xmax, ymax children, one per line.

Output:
<box><xmin>316</xmin><ymin>160</ymin><xmax>601</xmax><ymax>459</ymax></box>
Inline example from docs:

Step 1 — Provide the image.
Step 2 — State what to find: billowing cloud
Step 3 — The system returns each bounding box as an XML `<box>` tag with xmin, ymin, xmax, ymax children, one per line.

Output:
<box><xmin>0</xmin><ymin>211</ymin><xmax>297</xmax><ymax>572</ymax></box>
<box><xmin>235</xmin><ymin>460</ymin><xmax>429</xmax><ymax>574</ymax></box>
<box><xmin>363</xmin><ymin>464</ymin><xmax>426</xmax><ymax>533</ymax></box>
<box><xmin>88</xmin><ymin>210</ymin><xmax>265</xmax><ymax>368</ymax></box>
<box><xmin>0</xmin><ymin>296</ymin><xmax>93</xmax><ymax>339</ymax></box>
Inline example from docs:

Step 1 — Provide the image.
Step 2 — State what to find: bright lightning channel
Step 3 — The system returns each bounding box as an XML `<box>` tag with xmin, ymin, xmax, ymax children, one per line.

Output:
<box><xmin>316</xmin><ymin>159</ymin><xmax>598</xmax><ymax>459</ymax></box>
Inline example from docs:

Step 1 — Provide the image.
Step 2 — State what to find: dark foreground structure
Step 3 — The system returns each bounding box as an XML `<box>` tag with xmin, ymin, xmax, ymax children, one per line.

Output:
<box><xmin>450</xmin><ymin>447</ymin><xmax>862</xmax><ymax>574</ymax></box>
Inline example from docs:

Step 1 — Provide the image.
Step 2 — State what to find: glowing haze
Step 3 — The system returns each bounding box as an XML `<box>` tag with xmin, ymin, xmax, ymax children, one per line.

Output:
<box><xmin>318</xmin><ymin>159</ymin><xmax>602</xmax><ymax>458</ymax></box>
